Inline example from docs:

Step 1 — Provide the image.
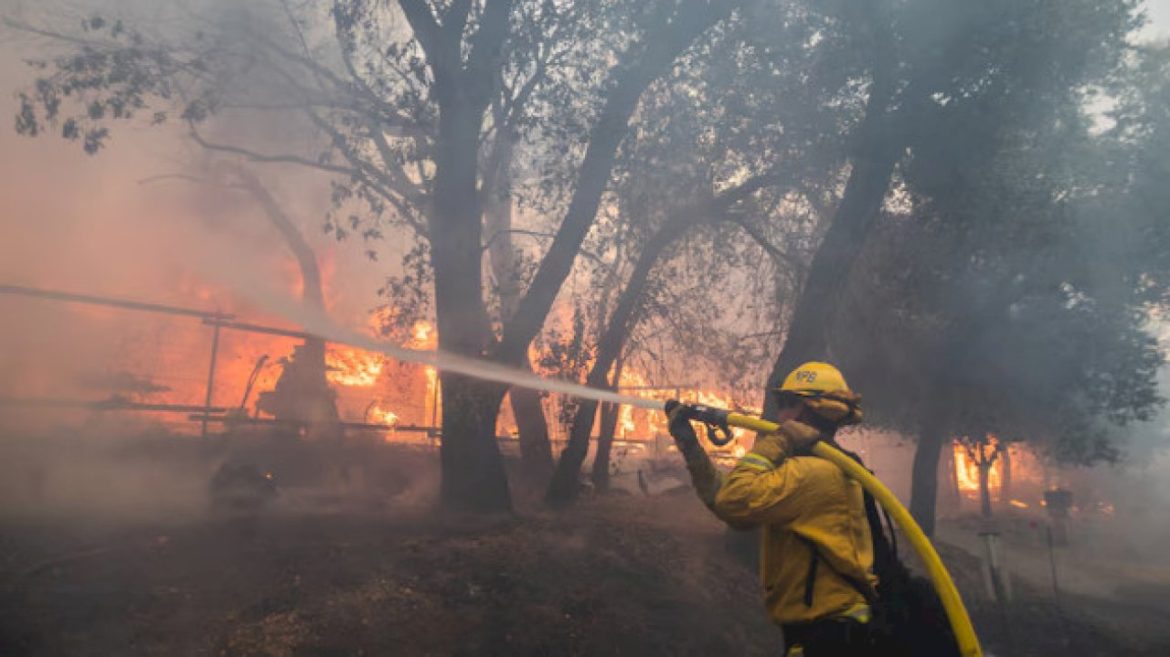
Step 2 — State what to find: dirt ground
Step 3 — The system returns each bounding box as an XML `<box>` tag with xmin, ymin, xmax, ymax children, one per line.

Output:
<box><xmin>1</xmin><ymin>434</ymin><xmax>1168</xmax><ymax>657</ymax></box>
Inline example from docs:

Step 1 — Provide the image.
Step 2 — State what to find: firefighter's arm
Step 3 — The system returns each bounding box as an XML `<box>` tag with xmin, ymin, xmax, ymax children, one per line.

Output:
<box><xmin>712</xmin><ymin>421</ymin><xmax>822</xmax><ymax>527</ymax></box>
<box><xmin>681</xmin><ymin>446</ymin><xmax>724</xmax><ymax>511</ymax></box>
<box><xmin>667</xmin><ymin>406</ymin><xmax>725</xmax><ymax>511</ymax></box>
<box><xmin>681</xmin><ymin>445</ymin><xmax>759</xmax><ymax>531</ymax></box>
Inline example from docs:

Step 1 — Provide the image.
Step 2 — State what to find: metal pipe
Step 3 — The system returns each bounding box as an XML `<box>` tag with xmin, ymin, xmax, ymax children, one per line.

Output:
<box><xmin>188</xmin><ymin>414</ymin><xmax>438</xmax><ymax>433</ymax></box>
<box><xmin>201</xmin><ymin>322</ymin><xmax>222</xmax><ymax>439</ymax></box>
<box><xmin>0</xmin><ymin>284</ymin><xmax>234</xmax><ymax>320</ymax></box>
<box><xmin>202</xmin><ymin>318</ymin><xmax>314</xmax><ymax>340</ymax></box>
<box><xmin>0</xmin><ymin>397</ymin><xmax>228</xmax><ymax>414</ymax></box>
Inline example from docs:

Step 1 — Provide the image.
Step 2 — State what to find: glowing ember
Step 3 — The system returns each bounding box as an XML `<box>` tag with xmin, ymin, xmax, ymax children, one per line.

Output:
<box><xmin>1009</xmin><ymin>499</ymin><xmax>1029</xmax><ymax>509</ymax></box>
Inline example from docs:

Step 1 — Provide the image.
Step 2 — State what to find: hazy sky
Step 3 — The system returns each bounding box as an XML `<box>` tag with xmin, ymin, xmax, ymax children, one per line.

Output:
<box><xmin>1145</xmin><ymin>0</ymin><xmax>1170</xmax><ymax>39</ymax></box>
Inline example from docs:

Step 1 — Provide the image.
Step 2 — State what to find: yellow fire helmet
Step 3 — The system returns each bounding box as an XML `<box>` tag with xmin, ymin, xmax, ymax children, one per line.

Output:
<box><xmin>775</xmin><ymin>361</ymin><xmax>863</xmax><ymax>426</ymax></box>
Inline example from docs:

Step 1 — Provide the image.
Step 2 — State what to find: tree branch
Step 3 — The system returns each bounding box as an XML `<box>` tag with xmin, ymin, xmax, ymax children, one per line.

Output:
<box><xmin>441</xmin><ymin>0</ymin><xmax>473</xmax><ymax>42</ymax></box>
<box><xmin>464</xmin><ymin>0</ymin><xmax>514</xmax><ymax>92</ymax></box>
<box><xmin>495</xmin><ymin>0</ymin><xmax>742</xmax><ymax>364</ymax></box>
<box><xmin>187</xmin><ymin>124</ymin><xmax>354</xmax><ymax>176</ymax></box>
<box><xmin>727</xmin><ymin>214</ymin><xmax>803</xmax><ymax>272</ymax></box>
<box><xmin>330</xmin><ymin>20</ymin><xmax>435</xmax><ymax>143</ymax></box>
<box><xmin>397</xmin><ymin>0</ymin><xmax>444</xmax><ymax>64</ymax></box>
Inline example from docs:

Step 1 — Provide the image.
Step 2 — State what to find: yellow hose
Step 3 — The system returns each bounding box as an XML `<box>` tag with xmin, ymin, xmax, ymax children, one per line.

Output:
<box><xmin>724</xmin><ymin>412</ymin><xmax>983</xmax><ymax>657</ymax></box>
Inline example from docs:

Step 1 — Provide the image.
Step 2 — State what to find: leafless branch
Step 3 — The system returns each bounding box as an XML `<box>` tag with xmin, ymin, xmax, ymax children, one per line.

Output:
<box><xmin>188</xmin><ymin>124</ymin><xmax>354</xmax><ymax>176</ymax></box>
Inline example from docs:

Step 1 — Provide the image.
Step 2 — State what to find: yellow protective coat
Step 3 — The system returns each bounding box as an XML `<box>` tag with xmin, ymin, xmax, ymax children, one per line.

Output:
<box><xmin>684</xmin><ymin>421</ymin><xmax>877</xmax><ymax>626</ymax></box>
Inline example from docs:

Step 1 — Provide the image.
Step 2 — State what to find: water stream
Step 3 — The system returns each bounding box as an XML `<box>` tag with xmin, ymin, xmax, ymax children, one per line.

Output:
<box><xmin>245</xmin><ymin>286</ymin><xmax>666</xmax><ymax>412</ymax></box>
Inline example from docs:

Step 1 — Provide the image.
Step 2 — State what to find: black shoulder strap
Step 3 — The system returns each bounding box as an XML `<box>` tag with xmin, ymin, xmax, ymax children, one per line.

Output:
<box><xmin>799</xmin><ymin>536</ymin><xmax>877</xmax><ymax>606</ymax></box>
<box><xmin>800</xmin><ymin>537</ymin><xmax>820</xmax><ymax>607</ymax></box>
<box><xmin>838</xmin><ymin>447</ymin><xmax>897</xmax><ymax>568</ymax></box>
<box><xmin>797</xmin><ymin>447</ymin><xmax>894</xmax><ymax>608</ymax></box>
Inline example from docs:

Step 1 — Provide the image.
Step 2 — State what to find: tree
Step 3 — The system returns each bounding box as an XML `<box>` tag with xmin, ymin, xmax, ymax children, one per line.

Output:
<box><xmin>956</xmin><ymin>435</ymin><xmax>1005</xmax><ymax>519</ymax></box>
<box><xmin>832</xmin><ymin>20</ymin><xmax>1167</xmax><ymax>532</ymax></box>
<box><xmin>10</xmin><ymin>0</ymin><xmax>744</xmax><ymax>512</ymax></box>
<box><xmin>760</xmin><ymin>0</ymin><xmax>1146</xmax><ymax>424</ymax></box>
<box><xmin>540</xmin><ymin>0</ymin><xmax>867</xmax><ymax>502</ymax></box>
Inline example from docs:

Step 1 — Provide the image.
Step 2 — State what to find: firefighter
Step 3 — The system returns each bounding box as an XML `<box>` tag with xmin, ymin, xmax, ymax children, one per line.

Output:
<box><xmin>668</xmin><ymin>362</ymin><xmax>876</xmax><ymax>656</ymax></box>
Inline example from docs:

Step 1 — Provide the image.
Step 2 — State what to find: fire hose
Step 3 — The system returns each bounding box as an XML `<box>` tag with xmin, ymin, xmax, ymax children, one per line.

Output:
<box><xmin>667</xmin><ymin>401</ymin><xmax>983</xmax><ymax>657</ymax></box>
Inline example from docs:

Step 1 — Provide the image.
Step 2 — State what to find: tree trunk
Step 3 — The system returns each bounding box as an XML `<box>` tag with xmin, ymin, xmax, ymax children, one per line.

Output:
<box><xmin>592</xmin><ymin>352</ymin><xmax>627</xmax><ymax>493</ymax></box>
<box><xmin>760</xmin><ymin>106</ymin><xmax>901</xmax><ymax>420</ymax></box>
<box><xmin>484</xmin><ymin>133</ymin><xmax>554</xmax><ymax>478</ymax></box>
<box><xmin>1001</xmin><ymin>445</ymin><xmax>1012</xmax><ymax>506</ymax></box>
<box><xmin>545</xmin><ymin>171</ymin><xmax>779</xmax><ymax>503</ymax></box>
<box><xmin>401</xmin><ymin>0</ymin><xmax>515</xmax><ymax>510</ymax></box>
<box><xmin>512</xmin><ymin>385</ymin><xmax>554</xmax><ymax>477</ymax></box>
<box><xmin>946</xmin><ymin>447</ymin><xmax>961</xmax><ymax>513</ymax></box>
<box><xmin>236</xmin><ymin>168</ymin><xmax>340</xmax><ymax>438</ymax></box>
<box><xmin>430</xmin><ymin>98</ymin><xmax>511</xmax><ymax>512</ymax></box>
<box><xmin>978</xmin><ymin>453</ymin><xmax>993</xmax><ymax>519</ymax></box>
<box><xmin>758</xmin><ymin>7</ymin><xmax>903</xmax><ymax>419</ymax></box>
<box><xmin>546</xmin><ymin>397</ymin><xmax>598</xmax><ymax>505</ymax></box>
<box><xmin>438</xmin><ymin>374</ymin><xmax>511</xmax><ymax>513</ymax></box>
<box><xmin>591</xmin><ymin>401</ymin><xmax>620</xmax><ymax>492</ymax></box>
<box><xmin>547</xmin><ymin>228</ymin><xmax>674</xmax><ymax>504</ymax></box>
<box><xmin>910</xmin><ymin>407</ymin><xmax>949</xmax><ymax>537</ymax></box>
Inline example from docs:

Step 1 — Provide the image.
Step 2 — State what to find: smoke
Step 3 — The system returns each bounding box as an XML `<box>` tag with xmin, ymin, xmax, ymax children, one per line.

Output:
<box><xmin>188</xmin><ymin>245</ymin><xmax>665</xmax><ymax>411</ymax></box>
<box><xmin>0</xmin><ymin>431</ymin><xmax>214</xmax><ymax>521</ymax></box>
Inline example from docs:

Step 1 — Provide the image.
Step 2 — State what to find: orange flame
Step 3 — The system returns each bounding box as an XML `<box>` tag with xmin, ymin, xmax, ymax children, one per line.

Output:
<box><xmin>368</xmin><ymin>404</ymin><xmax>400</xmax><ymax>426</ymax></box>
<box><xmin>953</xmin><ymin>438</ymin><xmax>1003</xmax><ymax>499</ymax></box>
<box><xmin>326</xmin><ymin>347</ymin><xmax>385</xmax><ymax>387</ymax></box>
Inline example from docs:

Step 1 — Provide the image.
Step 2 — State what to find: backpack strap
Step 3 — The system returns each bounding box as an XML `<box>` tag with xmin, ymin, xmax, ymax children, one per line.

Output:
<box><xmin>838</xmin><ymin>446</ymin><xmax>897</xmax><ymax>569</ymax></box>
<box><xmin>798</xmin><ymin>535</ymin><xmax>877</xmax><ymax>606</ymax></box>
<box><xmin>800</xmin><ymin>537</ymin><xmax>820</xmax><ymax>607</ymax></box>
<box><xmin>795</xmin><ymin>446</ymin><xmax>894</xmax><ymax>609</ymax></box>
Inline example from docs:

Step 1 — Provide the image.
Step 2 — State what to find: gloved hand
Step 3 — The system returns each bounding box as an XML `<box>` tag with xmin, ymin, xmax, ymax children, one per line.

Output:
<box><xmin>666</xmin><ymin>403</ymin><xmax>701</xmax><ymax>459</ymax></box>
<box><xmin>750</xmin><ymin>420</ymin><xmax>823</xmax><ymax>463</ymax></box>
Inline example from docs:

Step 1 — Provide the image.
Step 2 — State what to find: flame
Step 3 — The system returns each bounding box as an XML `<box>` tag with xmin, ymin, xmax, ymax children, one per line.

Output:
<box><xmin>619</xmin><ymin>404</ymin><xmax>636</xmax><ymax>435</ymax></box>
<box><xmin>952</xmin><ymin>438</ymin><xmax>1003</xmax><ymax>499</ymax></box>
<box><xmin>326</xmin><ymin>347</ymin><xmax>385</xmax><ymax>387</ymax></box>
<box><xmin>954</xmin><ymin>446</ymin><xmax>980</xmax><ymax>493</ymax></box>
<box><xmin>368</xmin><ymin>404</ymin><xmax>399</xmax><ymax>426</ymax></box>
<box><xmin>411</xmin><ymin>320</ymin><xmax>435</xmax><ymax>346</ymax></box>
<box><xmin>601</xmin><ymin>369</ymin><xmax>755</xmax><ymax>454</ymax></box>
<box><xmin>1009</xmin><ymin>499</ymin><xmax>1029</xmax><ymax>509</ymax></box>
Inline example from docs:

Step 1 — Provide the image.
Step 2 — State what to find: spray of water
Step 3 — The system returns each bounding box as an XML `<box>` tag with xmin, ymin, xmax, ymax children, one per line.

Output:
<box><xmin>219</xmin><ymin>275</ymin><xmax>665</xmax><ymax>412</ymax></box>
<box><xmin>311</xmin><ymin>315</ymin><xmax>663</xmax><ymax>410</ymax></box>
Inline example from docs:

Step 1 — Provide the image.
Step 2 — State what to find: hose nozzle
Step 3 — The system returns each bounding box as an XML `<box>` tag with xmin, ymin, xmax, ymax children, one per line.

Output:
<box><xmin>664</xmin><ymin>400</ymin><xmax>735</xmax><ymax>446</ymax></box>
